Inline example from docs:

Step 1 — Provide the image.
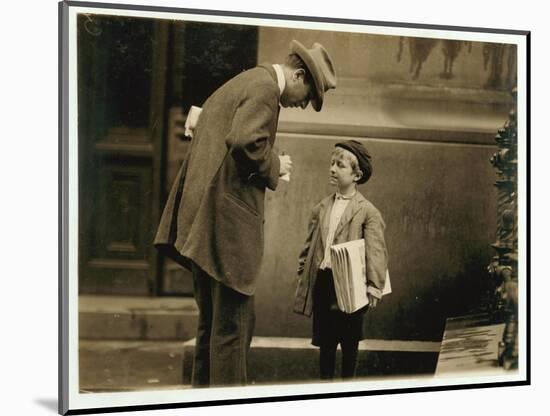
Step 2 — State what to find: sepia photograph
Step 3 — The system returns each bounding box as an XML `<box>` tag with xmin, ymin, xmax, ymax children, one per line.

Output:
<box><xmin>59</xmin><ymin>0</ymin><xmax>529</xmax><ymax>413</ymax></box>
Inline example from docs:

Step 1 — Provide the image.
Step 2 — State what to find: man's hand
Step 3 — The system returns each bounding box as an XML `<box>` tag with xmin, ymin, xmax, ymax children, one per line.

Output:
<box><xmin>368</xmin><ymin>293</ymin><xmax>379</xmax><ymax>308</ymax></box>
<box><xmin>279</xmin><ymin>154</ymin><xmax>292</xmax><ymax>177</ymax></box>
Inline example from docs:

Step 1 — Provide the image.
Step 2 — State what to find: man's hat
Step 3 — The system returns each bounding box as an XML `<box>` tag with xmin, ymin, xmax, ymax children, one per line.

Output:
<box><xmin>335</xmin><ymin>140</ymin><xmax>372</xmax><ymax>184</ymax></box>
<box><xmin>290</xmin><ymin>40</ymin><xmax>337</xmax><ymax>112</ymax></box>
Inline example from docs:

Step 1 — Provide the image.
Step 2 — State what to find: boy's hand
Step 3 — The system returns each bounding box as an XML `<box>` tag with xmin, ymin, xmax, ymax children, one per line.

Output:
<box><xmin>368</xmin><ymin>293</ymin><xmax>379</xmax><ymax>308</ymax></box>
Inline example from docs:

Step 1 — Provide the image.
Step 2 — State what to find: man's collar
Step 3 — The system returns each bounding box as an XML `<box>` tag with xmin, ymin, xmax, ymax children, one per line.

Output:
<box><xmin>272</xmin><ymin>64</ymin><xmax>286</xmax><ymax>98</ymax></box>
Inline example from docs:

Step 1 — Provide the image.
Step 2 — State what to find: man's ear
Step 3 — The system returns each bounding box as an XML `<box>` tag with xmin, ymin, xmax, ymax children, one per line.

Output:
<box><xmin>293</xmin><ymin>68</ymin><xmax>306</xmax><ymax>81</ymax></box>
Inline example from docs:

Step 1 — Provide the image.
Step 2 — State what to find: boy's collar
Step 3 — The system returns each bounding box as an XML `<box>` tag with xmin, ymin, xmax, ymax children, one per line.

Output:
<box><xmin>335</xmin><ymin>190</ymin><xmax>356</xmax><ymax>200</ymax></box>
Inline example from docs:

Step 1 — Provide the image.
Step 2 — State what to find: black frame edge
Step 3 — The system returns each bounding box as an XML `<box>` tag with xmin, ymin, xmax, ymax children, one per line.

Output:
<box><xmin>525</xmin><ymin>30</ymin><xmax>531</xmax><ymax>386</ymax></box>
<box><xmin>65</xmin><ymin>380</ymin><xmax>530</xmax><ymax>415</ymax></box>
<box><xmin>59</xmin><ymin>1</ymin><xmax>70</xmax><ymax>415</ymax></box>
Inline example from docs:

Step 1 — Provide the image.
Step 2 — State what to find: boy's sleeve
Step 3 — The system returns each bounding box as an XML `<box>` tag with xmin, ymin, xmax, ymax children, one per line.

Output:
<box><xmin>224</xmin><ymin>85</ymin><xmax>281</xmax><ymax>191</ymax></box>
<box><xmin>363</xmin><ymin>209</ymin><xmax>388</xmax><ymax>299</ymax></box>
<box><xmin>297</xmin><ymin>206</ymin><xmax>320</xmax><ymax>276</ymax></box>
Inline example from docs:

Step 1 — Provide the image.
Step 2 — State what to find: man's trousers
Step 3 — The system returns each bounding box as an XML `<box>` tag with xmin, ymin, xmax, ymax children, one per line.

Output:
<box><xmin>191</xmin><ymin>263</ymin><xmax>255</xmax><ymax>387</ymax></box>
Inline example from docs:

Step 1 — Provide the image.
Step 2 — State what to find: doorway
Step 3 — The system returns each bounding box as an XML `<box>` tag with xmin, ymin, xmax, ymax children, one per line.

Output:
<box><xmin>77</xmin><ymin>14</ymin><xmax>258</xmax><ymax>296</ymax></box>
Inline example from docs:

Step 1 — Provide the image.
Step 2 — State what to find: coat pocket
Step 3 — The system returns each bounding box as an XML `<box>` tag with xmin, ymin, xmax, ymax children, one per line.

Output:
<box><xmin>215</xmin><ymin>193</ymin><xmax>263</xmax><ymax>294</ymax></box>
<box><xmin>223</xmin><ymin>192</ymin><xmax>259</xmax><ymax>217</ymax></box>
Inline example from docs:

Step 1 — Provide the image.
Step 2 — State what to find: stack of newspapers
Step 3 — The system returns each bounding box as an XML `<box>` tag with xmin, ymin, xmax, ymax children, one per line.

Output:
<box><xmin>330</xmin><ymin>239</ymin><xmax>391</xmax><ymax>314</ymax></box>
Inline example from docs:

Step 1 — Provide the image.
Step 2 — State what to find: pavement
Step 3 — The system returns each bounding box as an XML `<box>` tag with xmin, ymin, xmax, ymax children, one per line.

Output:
<box><xmin>78</xmin><ymin>296</ymin><xmax>512</xmax><ymax>392</ymax></box>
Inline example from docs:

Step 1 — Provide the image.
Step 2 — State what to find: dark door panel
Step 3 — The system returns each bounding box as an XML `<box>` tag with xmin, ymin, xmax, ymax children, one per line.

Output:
<box><xmin>78</xmin><ymin>15</ymin><xmax>168</xmax><ymax>295</ymax></box>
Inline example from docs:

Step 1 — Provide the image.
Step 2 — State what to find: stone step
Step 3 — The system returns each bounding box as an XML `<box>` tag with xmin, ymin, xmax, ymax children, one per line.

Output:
<box><xmin>79</xmin><ymin>295</ymin><xmax>198</xmax><ymax>340</ymax></box>
<box><xmin>182</xmin><ymin>337</ymin><xmax>441</xmax><ymax>385</ymax></box>
<box><xmin>80</xmin><ymin>337</ymin><xmax>441</xmax><ymax>392</ymax></box>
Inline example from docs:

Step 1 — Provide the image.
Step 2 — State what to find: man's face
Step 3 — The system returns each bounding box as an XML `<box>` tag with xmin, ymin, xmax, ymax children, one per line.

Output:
<box><xmin>281</xmin><ymin>69</ymin><xmax>314</xmax><ymax>109</ymax></box>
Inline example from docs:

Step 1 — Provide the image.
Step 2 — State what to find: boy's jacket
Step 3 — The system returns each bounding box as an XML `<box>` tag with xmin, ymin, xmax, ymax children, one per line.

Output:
<box><xmin>294</xmin><ymin>192</ymin><xmax>388</xmax><ymax>317</ymax></box>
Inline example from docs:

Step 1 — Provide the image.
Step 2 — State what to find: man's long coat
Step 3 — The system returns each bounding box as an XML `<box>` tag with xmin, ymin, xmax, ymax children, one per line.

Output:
<box><xmin>154</xmin><ymin>64</ymin><xmax>281</xmax><ymax>296</ymax></box>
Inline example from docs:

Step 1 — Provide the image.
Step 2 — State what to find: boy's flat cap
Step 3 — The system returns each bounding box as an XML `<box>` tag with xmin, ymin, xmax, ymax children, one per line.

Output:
<box><xmin>335</xmin><ymin>140</ymin><xmax>372</xmax><ymax>184</ymax></box>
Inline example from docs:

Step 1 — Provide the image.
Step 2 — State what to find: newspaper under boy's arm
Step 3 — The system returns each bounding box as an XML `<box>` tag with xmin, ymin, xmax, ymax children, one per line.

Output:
<box><xmin>330</xmin><ymin>245</ymin><xmax>345</xmax><ymax>312</ymax></box>
<box><xmin>331</xmin><ymin>239</ymin><xmax>369</xmax><ymax>313</ymax></box>
<box><xmin>363</xmin><ymin>210</ymin><xmax>388</xmax><ymax>300</ymax></box>
<box><xmin>345</xmin><ymin>245</ymin><xmax>357</xmax><ymax>311</ymax></box>
<box><xmin>348</xmin><ymin>240</ymin><xmax>368</xmax><ymax>312</ymax></box>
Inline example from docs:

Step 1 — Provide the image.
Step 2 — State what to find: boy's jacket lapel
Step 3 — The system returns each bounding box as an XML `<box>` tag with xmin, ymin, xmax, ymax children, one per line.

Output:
<box><xmin>318</xmin><ymin>196</ymin><xmax>333</xmax><ymax>253</ymax></box>
<box><xmin>333</xmin><ymin>193</ymin><xmax>366</xmax><ymax>239</ymax></box>
<box><xmin>318</xmin><ymin>192</ymin><xmax>366</xmax><ymax>251</ymax></box>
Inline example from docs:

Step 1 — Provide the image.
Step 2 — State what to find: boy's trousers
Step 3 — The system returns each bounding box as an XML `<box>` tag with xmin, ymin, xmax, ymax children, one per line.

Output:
<box><xmin>190</xmin><ymin>262</ymin><xmax>255</xmax><ymax>387</ymax></box>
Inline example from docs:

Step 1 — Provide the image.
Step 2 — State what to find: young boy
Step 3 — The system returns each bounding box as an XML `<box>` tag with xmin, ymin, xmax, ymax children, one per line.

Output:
<box><xmin>293</xmin><ymin>140</ymin><xmax>388</xmax><ymax>380</ymax></box>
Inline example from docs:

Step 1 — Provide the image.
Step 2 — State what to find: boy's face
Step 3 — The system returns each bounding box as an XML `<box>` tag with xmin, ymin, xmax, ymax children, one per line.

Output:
<box><xmin>329</xmin><ymin>149</ymin><xmax>361</xmax><ymax>189</ymax></box>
